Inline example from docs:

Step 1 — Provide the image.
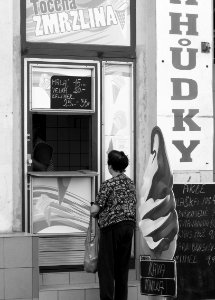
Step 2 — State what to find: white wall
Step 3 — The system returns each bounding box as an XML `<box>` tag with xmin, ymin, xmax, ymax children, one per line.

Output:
<box><xmin>0</xmin><ymin>0</ymin><xmax>22</xmax><ymax>232</ymax></box>
<box><xmin>135</xmin><ymin>1</ymin><xmax>158</xmax><ymax>299</ymax></box>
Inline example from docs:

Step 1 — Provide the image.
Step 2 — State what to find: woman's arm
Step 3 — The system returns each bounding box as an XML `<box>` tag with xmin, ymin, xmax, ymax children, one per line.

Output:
<box><xmin>32</xmin><ymin>158</ymin><xmax>49</xmax><ymax>171</ymax></box>
<box><xmin>33</xmin><ymin>143</ymin><xmax>53</xmax><ymax>171</ymax></box>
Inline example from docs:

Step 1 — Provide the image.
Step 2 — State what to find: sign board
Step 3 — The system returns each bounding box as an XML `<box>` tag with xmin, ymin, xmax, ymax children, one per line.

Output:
<box><xmin>51</xmin><ymin>76</ymin><xmax>92</xmax><ymax>110</ymax></box>
<box><xmin>140</xmin><ymin>255</ymin><xmax>177</xmax><ymax>297</ymax></box>
<box><xmin>174</xmin><ymin>184</ymin><xmax>215</xmax><ymax>298</ymax></box>
<box><xmin>156</xmin><ymin>0</ymin><xmax>213</xmax><ymax>171</ymax></box>
<box><xmin>25</xmin><ymin>0</ymin><xmax>130</xmax><ymax>46</ymax></box>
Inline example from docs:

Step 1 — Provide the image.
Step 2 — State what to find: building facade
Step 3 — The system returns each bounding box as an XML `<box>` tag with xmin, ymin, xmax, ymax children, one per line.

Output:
<box><xmin>0</xmin><ymin>1</ymin><xmax>214</xmax><ymax>300</ymax></box>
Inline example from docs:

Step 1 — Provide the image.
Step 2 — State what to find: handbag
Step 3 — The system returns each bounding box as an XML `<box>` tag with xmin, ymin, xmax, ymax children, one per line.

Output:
<box><xmin>84</xmin><ymin>216</ymin><xmax>100</xmax><ymax>273</ymax></box>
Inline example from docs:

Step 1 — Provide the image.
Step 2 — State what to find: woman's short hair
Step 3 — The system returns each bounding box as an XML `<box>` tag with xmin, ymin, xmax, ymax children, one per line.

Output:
<box><xmin>107</xmin><ymin>150</ymin><xmax>129</xmax><ymax>172</ymax></box>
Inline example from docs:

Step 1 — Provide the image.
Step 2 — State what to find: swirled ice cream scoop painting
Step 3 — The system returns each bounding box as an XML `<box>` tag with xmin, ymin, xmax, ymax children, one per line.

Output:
<box><xmin>139</xmin><ymin>126</ymin><xmax>179</xmax><ymax>259</ymax></box>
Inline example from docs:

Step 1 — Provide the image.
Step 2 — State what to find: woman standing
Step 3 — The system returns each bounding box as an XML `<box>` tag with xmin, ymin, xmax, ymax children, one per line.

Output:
<box><xmin>91</xmin><ymin>150</ymin><xmax>136</xmax><ymax>300</ymax></box>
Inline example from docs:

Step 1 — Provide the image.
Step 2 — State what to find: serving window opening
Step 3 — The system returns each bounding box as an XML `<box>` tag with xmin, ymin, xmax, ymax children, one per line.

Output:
<box><xmin>32</xmin><ymin>114</ymin><xmax>92</xmax><ymax>172</ymax></box>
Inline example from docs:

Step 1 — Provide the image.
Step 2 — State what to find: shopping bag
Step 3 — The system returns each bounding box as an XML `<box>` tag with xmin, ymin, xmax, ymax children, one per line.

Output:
<box><xmin>84</xmin><ymin>216</ymin><xmax>100</xmax><ymax>273</ymax></box>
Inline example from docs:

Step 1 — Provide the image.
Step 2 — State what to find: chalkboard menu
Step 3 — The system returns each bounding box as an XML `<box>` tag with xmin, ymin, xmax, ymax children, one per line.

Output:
<box><xmin>51</xmin><ymin>76</ymin><xmax>92</xmax><ymax>111</ymax></box>
<box><xmin>173</xmin><ymin>184</ymin><xmax>215</xmax><ymax>299</ymax></box>
<box><xmin>140</xmin><ymin>256</ymin><xmax>177</xmax><ymax>297</ymax></box>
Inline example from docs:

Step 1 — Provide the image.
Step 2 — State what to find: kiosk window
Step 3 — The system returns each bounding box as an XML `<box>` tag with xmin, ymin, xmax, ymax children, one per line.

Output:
<box><xmin>29</xmin><ymin>65</ymin><xmax>95</xmax><ymax>113</ymax></box>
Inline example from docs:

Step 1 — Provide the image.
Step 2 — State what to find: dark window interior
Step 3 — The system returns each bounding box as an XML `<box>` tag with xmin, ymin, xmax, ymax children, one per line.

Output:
<box><xmin>32</xmin><ymin>114</ymin><xmax>91</xmax><ymax>171</ymax></box>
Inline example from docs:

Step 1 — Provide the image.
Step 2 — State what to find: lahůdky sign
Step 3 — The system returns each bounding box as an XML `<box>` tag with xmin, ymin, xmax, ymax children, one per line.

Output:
<box><xmin>157</xmin><ymin>0</ymin><xmax>213</xmax><ymax>171</ymax></box>
<box><xmin>26</xmin><ymin>0</ymin><xmax>130</xmax><ymax>46</ymax></box>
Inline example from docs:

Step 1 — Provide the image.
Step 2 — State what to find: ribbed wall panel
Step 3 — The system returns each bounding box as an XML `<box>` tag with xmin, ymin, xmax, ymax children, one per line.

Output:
<box><xmin>39</xmin><ymin>235</ymin><xmax>88</xmax><ymax>266</ymax></box>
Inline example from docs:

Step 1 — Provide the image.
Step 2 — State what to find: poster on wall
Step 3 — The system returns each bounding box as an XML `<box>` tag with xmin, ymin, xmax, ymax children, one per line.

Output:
<box><xmin>156</xmin><ymin>0</ymin><xmax>213</xmax><ymax>171</ymax></box>
<box><xmin>25</xmin><ymin>0</ymin><xmax>130</xmax><ymax>46</ymax></box>
<box><xmin>31</xmin><ymin>176</ymin><xmax>91</xmax><ymax>234</ymax></box>
<box><xmin>103</xmin><ymin>62</ymin><xmax>134</xmax><ymax>180</ymax></box>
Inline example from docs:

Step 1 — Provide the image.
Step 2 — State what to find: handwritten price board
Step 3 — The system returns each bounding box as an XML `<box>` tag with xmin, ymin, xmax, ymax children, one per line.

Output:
<box><xmin>140</xmin><ymin>256</ymin><xmax>177</xmax><ymax>297</ymax></box>
<box><xmin>51</xmin><ymin>76</ymin><xmax>92</xmax><ymax>111</ymax></box>
<box><xmin>173</xmin><ymin>184</ymin><xmax>215</xmax><ymax>299</ymax></box>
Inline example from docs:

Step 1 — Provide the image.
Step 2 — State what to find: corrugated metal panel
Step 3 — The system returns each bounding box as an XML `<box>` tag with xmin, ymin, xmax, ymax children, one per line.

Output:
<box><xmin>39</xmin><ymin>235</ymin><xmax>88</xmax><ymax>266</ymax></box>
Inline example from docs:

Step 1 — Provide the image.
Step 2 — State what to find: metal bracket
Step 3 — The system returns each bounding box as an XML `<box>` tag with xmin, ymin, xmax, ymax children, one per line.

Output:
<box><xmin>27</xmin><ymin>154</ymin><xmax>32</xmax><ymax>166</ymax></box>
<box><xmin>27</xmin><ymin>133</ymin><xmax>31</xmax><ymax>142</ymax></box>
<box><xmin>201</xmin><ymin>42</ymin><xmax>211</xmax><ymax>53</ymax></box>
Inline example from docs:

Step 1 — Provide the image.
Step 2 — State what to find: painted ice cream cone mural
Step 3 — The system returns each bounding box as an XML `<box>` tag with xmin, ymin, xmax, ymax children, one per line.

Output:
<box><xmin>139</xmin><ymin>126</ymin><xmax>179</xmax><ymax>259</ymax></box>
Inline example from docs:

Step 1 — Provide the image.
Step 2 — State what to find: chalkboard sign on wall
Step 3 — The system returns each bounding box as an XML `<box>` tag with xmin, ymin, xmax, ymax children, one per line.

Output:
<box><xmin>140</xmin><ymin>256</ymin><xmax>177</xmax><ymax>297</ymax></box>
<box><xmin>173</xmin><ymin>184</ymin><xmax>215</xmax><ymax>299</ymax></box>
<box><xmin>51</xmin><ymin>76</ymin><xmax>92</xmax><ymax>111</ymax></box>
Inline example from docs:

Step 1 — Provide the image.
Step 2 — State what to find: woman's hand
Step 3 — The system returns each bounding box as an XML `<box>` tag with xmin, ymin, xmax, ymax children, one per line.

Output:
<box><xmin>90</xmin><ymin>204</ymin><xmax>100</xmax><ymax>218</ymax></box>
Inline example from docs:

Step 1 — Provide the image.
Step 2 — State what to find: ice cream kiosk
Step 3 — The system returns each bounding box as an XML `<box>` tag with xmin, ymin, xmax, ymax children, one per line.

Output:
<box><xmin>23</xmin><ymin>0</ymin><xmax>135</xmax><ymax>274</ymax></box>
<box><xmin>25</xmin><ymin>59</ymin><xmax>100</xmax><ymax>270</ymax></box>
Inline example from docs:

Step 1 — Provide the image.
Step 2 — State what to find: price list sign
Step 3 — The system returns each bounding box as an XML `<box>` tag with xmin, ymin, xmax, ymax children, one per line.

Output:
<box><xmin>173</xmin><ymin>184</ymin><xmax>215</xmax><ymax>299</ymax></box>
<box><xmin>51</xmin><ymin>76</ymin><xmax>92</xmax><ymax>111</ymax></box>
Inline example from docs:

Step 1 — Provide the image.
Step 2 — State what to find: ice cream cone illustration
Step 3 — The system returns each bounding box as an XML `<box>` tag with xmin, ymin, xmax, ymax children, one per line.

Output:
<box><xmin>139</xmin><ymin>126</ymin><xmax>179</xmax><ymax>259</ymax></box>
<box><xmin>111</xmin><ymin>75</ymin><xmax>125</xmax><ymax>103</ymax></box>
<box><xmin>112</xmin><ymin>83</ymin><xmax>120</xmax><ymax>103</ymax></box>
<box><xmin>35</xmin><ymin>194</ymin><xmax>53</xmax><ymax>226</ymax></box>
<box><xmin>39</xmin><ymin>73</ymin><xmax>51</xmax><ymax>97</ymax></box>
<box><xmin>116</xmin><ymin>10</ymin><xmax>126</xmax><ymax>29</ymax></box>
<box><xmin>113</xmin><ymin>0</ymin><xmax>129</xmax><ymax>35</ymax></box>
<box><xmin>107</xmin><ymin>138</ymin><xmax>113</xmax><ymax>154</ymax></box>
<box><xmin>57</xmin><ymin>177</ymin><xmax>71</xmax><ymax>205</ymax></box>
<box><xmin>110</xmin><ymin>110</ymin><xmax>127</xmax><ymax>135</ymax></box>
